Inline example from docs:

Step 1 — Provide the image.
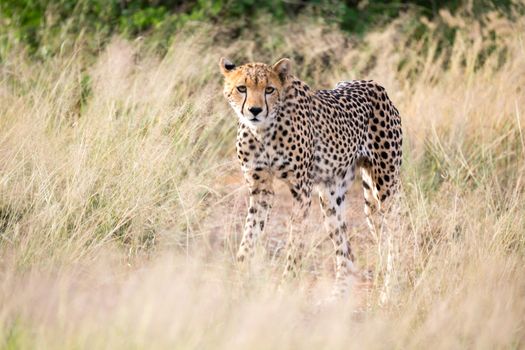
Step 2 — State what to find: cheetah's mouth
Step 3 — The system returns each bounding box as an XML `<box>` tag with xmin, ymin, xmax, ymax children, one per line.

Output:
<box><xmin>248</xmin><ymin>117</ymin><xmax>260</xmax><ymax>122</ymax></box>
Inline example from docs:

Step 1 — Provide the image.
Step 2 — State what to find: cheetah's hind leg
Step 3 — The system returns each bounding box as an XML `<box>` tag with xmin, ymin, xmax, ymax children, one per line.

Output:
<box><xmin>361</xmin><ymin>164</ymin><xmax>401</xmax><ymax>305</ymax></box>
<box><xmin>319</xmin><ymin>178</ymin><xmax>359</xmax><ymax>300</ymax></box>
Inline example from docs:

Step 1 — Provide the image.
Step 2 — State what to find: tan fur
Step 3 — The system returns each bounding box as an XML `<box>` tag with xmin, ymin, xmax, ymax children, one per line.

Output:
<box><xmin>220</xmin><ymin>57</ymin><xmax>402</xmax><ymax>300</ymax></box>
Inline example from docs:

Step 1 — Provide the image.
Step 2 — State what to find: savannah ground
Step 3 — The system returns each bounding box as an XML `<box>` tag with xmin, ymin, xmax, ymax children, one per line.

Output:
<box><xmin>1</xmin><ymin>1</ymin><xmax>525</xmax><ymax>349</ymax></box>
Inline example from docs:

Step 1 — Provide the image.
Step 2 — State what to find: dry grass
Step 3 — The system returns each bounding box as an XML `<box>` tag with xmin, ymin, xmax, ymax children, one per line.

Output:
<box><xmin>1</xmin><ymin>6</ymin><xmax>525</xmax><ymax>349</ymax></box>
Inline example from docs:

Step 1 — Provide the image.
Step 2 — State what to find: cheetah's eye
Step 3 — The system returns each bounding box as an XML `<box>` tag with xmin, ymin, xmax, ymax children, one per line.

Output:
<box><xmin>265</xmin><ymin>87</ymin><xmax>275</xmax><ymax>94</ymax></box>
<box><xmin>237</xmin><ymin>86</ymin><xmax>247</xmax><ymax>93</ymax></box>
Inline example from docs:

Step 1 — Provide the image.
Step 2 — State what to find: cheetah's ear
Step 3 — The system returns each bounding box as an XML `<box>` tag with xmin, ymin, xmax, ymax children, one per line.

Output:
<box><xmin>272</xmin><ymin>58</ymin><xmax>291</xmax><ymax>82</ymax></box>
<box><xmin>219</xmin><ymin>57</ymin><xmax>236</xmax><ymax>75</ymax></box>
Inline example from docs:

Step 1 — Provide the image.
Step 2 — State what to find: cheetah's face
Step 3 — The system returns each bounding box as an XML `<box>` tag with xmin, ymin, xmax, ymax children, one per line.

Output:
<box><xmin>219</xmin><ymin>58</ymin><xmax>291</xmax><ymax>129</ymax></box>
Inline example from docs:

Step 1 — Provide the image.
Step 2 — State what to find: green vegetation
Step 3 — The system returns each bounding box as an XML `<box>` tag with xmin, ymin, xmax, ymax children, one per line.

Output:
<box><xmin>1</xmin><ymin>0</ymin><xmax>521</xmax><ymax>57</ymax></box>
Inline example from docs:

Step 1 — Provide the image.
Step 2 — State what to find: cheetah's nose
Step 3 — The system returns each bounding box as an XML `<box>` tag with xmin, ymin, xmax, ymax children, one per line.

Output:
<box><xmin>248</xmin><ymin>107</ymin><xmax>262</xmax><ymax>116</ymax></box>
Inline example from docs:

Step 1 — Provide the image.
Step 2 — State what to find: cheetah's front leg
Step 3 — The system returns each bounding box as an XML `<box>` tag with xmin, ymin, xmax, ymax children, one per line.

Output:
<box><xmin>283</xmin><ymin>180</ymin><xmax>312</xmax><ymax>278</ymax></box>
<box><xmin>237</xmin><ymin>170</ymin><xmax>274</xmax><ymax>262</ymax></box>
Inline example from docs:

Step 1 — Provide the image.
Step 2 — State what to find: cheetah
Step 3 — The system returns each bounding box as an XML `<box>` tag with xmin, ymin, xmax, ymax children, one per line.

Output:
<box><xmin>219</xmin><ymin>57</ymin><xmax>402</xmax><ymax>299</ymax></box>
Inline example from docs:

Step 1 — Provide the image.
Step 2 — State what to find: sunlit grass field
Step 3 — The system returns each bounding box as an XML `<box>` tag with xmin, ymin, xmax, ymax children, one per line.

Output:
<box><xmin>1</xmin><ymin>5</ymin><xmax>524</xmax><ymax>349</ymax></box>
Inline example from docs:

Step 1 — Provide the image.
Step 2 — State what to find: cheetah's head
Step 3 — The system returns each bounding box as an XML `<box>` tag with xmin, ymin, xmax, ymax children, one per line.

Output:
<box><xmin>219</xmin><ymin>57</ymin><xmax>291</xmax><ymax>129</ymax></box>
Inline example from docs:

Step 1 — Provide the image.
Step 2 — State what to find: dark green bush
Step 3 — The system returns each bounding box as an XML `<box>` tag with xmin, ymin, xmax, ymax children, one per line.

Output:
<box><xmin>0</xmin><ymin>0</ymin><xmax>520</xmax><ymax>56</ymax></box>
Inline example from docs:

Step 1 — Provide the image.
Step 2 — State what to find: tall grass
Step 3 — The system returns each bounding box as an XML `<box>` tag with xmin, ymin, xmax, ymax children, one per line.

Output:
<box><xmin>1</xmin><ymin>5</ymin><xmax>524</xmax><ymax>349</ymax></box>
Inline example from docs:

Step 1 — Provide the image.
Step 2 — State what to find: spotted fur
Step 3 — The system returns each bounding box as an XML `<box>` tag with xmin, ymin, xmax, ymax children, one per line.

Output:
<box><xmin>219</xmin><ymin>57</ymin><xmax>402</xmax><ymax>298</ymax></box>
